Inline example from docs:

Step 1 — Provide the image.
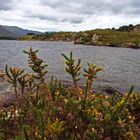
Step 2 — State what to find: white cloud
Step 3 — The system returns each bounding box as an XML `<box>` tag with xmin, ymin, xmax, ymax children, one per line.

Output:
<box><xmin>0</xmin><ymin>0</ymin><xmax>140</xmax><ymax>31</ymax></box>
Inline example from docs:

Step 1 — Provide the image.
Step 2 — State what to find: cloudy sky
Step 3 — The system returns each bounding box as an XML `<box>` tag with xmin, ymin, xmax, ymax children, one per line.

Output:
<box><xmin>0</xmin><ymin>0</ymin><xmax>140</xmax><ymax>31</ymax></box>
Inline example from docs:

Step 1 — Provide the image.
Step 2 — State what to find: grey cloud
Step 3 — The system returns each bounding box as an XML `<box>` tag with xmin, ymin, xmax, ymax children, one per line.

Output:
<box><xmin>32</xmin><ymin>14</ymin><xmax>83</xmax><ymax>24</ymax></box>
<box><xmin>28</xmin><ymin>14</ymin><xmax>57</xmax><ymax>21</ymax></box>
<box><xmin>58</xmin><ymin>18</ymin><xmax>83</xmax><ymax>24</ymax></box>
<box><xmin>30</xmin><ymin>0</ymin><xmax>140</xmax><ymax>28</ymax></box>
<box><xmin>25</xmin><ymin>9</ymin><xmax>84</xmax><ymax>24</ymax></box>
<box><xmin>0</xmin><ymin>0</ymin><xmax>13</xmax><ymax>10</ymax></box>
<box><xmin>40</xmin><ymin>0</ymin><xmax>140</xmax><ymax>16</ymax></box>
<box><xmin>68</xmin><ymin>19</ymin><xmax>83</xmax><ymax>24</ymax></box>
<box><xmin>1</xmin><ymin>0</ymin><xmax>140</xmax><ymax>31</ymax></box>
<box><xmin>128</xmin><ymin>0</ymin><xmax>140</xmax><ymax>14</ymax></box>
<box><xmin>40</xmin><ymin>0</ymin><xmax>66</xmax><ymax>8</ymax></box>
<box><xmin>131</xmin><ymin>0</ymin><xmax>140</xmax><ymax>7</ymax></box>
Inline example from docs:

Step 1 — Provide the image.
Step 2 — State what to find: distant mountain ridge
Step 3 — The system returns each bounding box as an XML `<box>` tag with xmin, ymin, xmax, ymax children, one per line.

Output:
<box><xmin>0</xmin><ymin>26</ymin><xmax>17</xmax><ymax>38</ymax></box>
<box><xmin>0</xmin><ymin>25</ymin><xmax>42</xmax><ymax>39</ymax></box>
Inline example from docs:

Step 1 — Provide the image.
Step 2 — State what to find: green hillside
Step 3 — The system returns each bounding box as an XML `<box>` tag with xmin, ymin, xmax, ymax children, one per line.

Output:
<box><xmin>74</xmin><ymin>28</ymin><xmax>140</xmax><ymax>48</ymax></box>
<box><xmin>18</xmin><ymin>24</ymin><xmax>140</xmax><ymax>48</ymax></box>
<box><xmin>18</xmin><ymin>31</ymin><xmax>76</xmax><ymax>41</ymax></box>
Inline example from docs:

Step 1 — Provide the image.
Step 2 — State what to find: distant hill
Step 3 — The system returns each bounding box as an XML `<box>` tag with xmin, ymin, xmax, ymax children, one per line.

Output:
<box><xmin>0</xmin><ymin>25</ymin><xmax>42</xmax><ymax>39</ymax></box>
<box><xmin>73</xmin><ymin>26</ymin><xmax>140</xmax><ymax>48</ymax></box>
<box><xmin>2</xmin><ymin>25</ymin><xmax>42</xmax><ymax>36</ymax></box>
<box><xmin>0</xmin><ymin>26</ymin><xmax>17</xmax><ymax>38</ymax></box>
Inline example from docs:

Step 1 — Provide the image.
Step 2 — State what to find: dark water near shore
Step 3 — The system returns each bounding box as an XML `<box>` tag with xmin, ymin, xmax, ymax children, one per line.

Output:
<box><xmin>0</xmin><ymin>40</ymin><xmax>140</xmax><ymax>93</ymax></box>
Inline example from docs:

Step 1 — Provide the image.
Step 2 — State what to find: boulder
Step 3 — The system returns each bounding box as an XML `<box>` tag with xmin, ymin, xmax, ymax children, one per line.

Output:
<box><xmin>91</xmin><ymin>34</ymin><xmax>99</xmax><ymax>43</ymax></box>
<box><xmin>100</xmin><ymin>85</ymin><xmax>122</xmax><ymax>95</ymax></box>
<box><xmin>121</xmin><ymin>42</ymin><xmax>140</xmax><ymax>49</ymax></box>
<box><xmin>74</xmin><ymin>37</ymin><xmax>83</xmax><ymax>44</ymax></box>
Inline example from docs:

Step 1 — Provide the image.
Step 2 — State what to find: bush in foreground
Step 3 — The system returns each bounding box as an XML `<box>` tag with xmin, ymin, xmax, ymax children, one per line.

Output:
<box><xmin>0</xmin><ymin>48</ymin><xmax>140</xmax><ymax>140</ymax></box>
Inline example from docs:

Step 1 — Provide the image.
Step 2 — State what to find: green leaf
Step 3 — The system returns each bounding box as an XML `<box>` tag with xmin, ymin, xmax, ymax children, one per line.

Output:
<box><xmin>5</xmin><ymin>65</ymin><xmax>13</xmax><ymax>81</ymax></box>
<box><xmin>70</xmin><ymin>51</ymin><xmax>73</xmax><ymax>61</ymax></box>
<box><xmin>61</xmin><ymin>53</ymin><xmax>70</xmax><ymax>61</ymax></box>
<box><xmin>65</xmin><ymin>68</ymin><xmax>71</xmax><ymax>74</ymax></box>
<box><xmin>7</xmin><ymin>80</ymin><xmax>13</xmax><ymax>84</ymax></box>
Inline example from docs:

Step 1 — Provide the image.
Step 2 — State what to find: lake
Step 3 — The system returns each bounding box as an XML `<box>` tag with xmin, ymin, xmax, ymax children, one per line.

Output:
<box><xmin>0</xmin><ymin>40</ymin><xmax>140</xmax><ymax>93</ymax></box>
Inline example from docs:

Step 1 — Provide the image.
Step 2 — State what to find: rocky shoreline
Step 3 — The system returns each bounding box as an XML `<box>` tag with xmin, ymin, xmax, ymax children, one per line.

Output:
<box><xmin>74</xmin><ymin>33</ymin><xmax>140</xmax><ymax>49</ymax></box>
<box><xmin>17</xmin><ymin>24</ymin><xmax>140</xmax><ymax>49</ymax></box>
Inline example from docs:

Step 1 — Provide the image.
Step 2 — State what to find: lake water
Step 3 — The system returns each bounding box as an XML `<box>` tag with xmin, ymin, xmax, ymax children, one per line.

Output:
<box><xmin>0</xmin><ymin>40</ymin><xmax>140</xmax><ymax>93</ymax></box>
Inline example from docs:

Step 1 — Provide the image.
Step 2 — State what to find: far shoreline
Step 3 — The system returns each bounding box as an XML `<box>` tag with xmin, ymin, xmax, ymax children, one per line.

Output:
<box><xmin>1</xmin><ymin>39</ymin><xmax>140</xmax><ymax>49</ymax></box>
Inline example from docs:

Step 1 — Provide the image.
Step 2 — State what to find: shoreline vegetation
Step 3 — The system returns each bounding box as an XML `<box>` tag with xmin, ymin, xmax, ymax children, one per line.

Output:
<box><xmin>17</xmin><ymin>24</ymin><xmax>140</xmax><ymax>49</ymax></box>
<box><xmin>0</xmin><ymin>48</ymin><xmax>140</xmax><ymax>139</ymax></box>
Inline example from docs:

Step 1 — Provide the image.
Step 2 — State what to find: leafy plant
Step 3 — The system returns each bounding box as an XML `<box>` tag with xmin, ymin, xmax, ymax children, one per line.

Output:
<box><xmin>23</xmin><ymin>47</ymin><xmax>48</xmax><ymax>84</ymax></box>
<box><xmin>5</xmin><ymin>65</ymin><xmax>25</xmax><ymax>99</ymax></box>
<box><xmin>0</xmin><ymin>48</ymin><xmax>139</xmax><ymax>140</ymax></box>
<box><xmin>61</xmin><ymin>51</ymin><xmax>81</xmax><ymax>88</ymax></box>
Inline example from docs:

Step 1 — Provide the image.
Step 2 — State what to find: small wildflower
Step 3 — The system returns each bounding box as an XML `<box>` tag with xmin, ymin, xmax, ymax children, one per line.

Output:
<box><xmin>35</xmin><ymin>127</ymin><xmax>39</xmax><ymax>136</ymax></box>
<box><xmin>55</xmin><ymin>91</ymin><xmax>60</xmax><ymax>96</ymax></box>
<box><xmin>103</xmin><ymin>101</ymin><xmax>110</xmax><ymax>107</ymax></box>
<box><xmin>128</xmin><ymin>115</ymin><xmax>135</xmax><ymax>123</ymax></box>
<box><xmin>63</xmin><ymin>98</ymin><xmax>68</xmax><ymax>103</ymax></box>
<box><xmin>120</xmin><ymin>99</ymin><xmax>125</xmax><ymax>104</ymax></box>
<box><xmin>95</xmin><ymin>112</ymin><xmax>103</xmax><ymax>122</ymax></box>
<box><xmin>92</xmin><ymin>94</ymin><xmax>96</xmax><ymax>98</ymax></box>
<box><xmin>64</xmin><ymin>60</ymin><xmax>67</xmax><ymax>64</ymax></box>
<box><xmin>77</xmin><ymin>87</ymin><xmax>83</xmax><ymax>94</ymax></box>
<box><xmin>118</xmin><ymin>118</ymin><xmax>125</xmax><ymax>128</ymax></box>
<box><xmin>12</xmin><ymin>67</ymin><xmax>20</xmax><ymax>73</ymax></box>
<box><xmin>91</xmin><ymin>128</ymin><xmax>95</xmax><ymax>132</ymax></box>
<box><xmin>27</xmin><ymin>73</ymin><xmax>34</xmax><ymax>80</ymax></box>
<box><xmin>105</xmin><ymin>95</ymin><xmax>109</xmax><ymax>99</ymax></box>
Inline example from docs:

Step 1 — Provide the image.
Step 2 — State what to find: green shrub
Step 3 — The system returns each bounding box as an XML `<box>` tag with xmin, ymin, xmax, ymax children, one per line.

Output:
<box><xmin>0</xmin><ymin>48</ymin><xmax>139</xmax><ymax>140</ymax></box>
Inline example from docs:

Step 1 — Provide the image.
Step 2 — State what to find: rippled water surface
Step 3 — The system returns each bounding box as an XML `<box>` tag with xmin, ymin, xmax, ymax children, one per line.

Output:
<box><xmin>0</xmin><ymin>40</ymin><xmax>140</xmax><ymax>92</ymax></box>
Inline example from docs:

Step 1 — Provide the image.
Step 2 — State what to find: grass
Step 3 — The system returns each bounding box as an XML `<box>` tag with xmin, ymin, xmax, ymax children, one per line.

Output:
<box><xmin>0</xmin><ymin>48</ymin><xmax>139</xmax><ymax>140</ymax></box>
<box><xmin>74</xmin><ymin>29</ymin><xmax>140</xmax><ymax>48</ymax></box>
<box><xmin>18</xmin><ymin>28</ymin><xmax>140</xmax><ymax>48</ymax></box>
<box><xmin>18</xmin><ymin>32</ymin><xmax>76</xmax><ymax>41</ymax></box>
